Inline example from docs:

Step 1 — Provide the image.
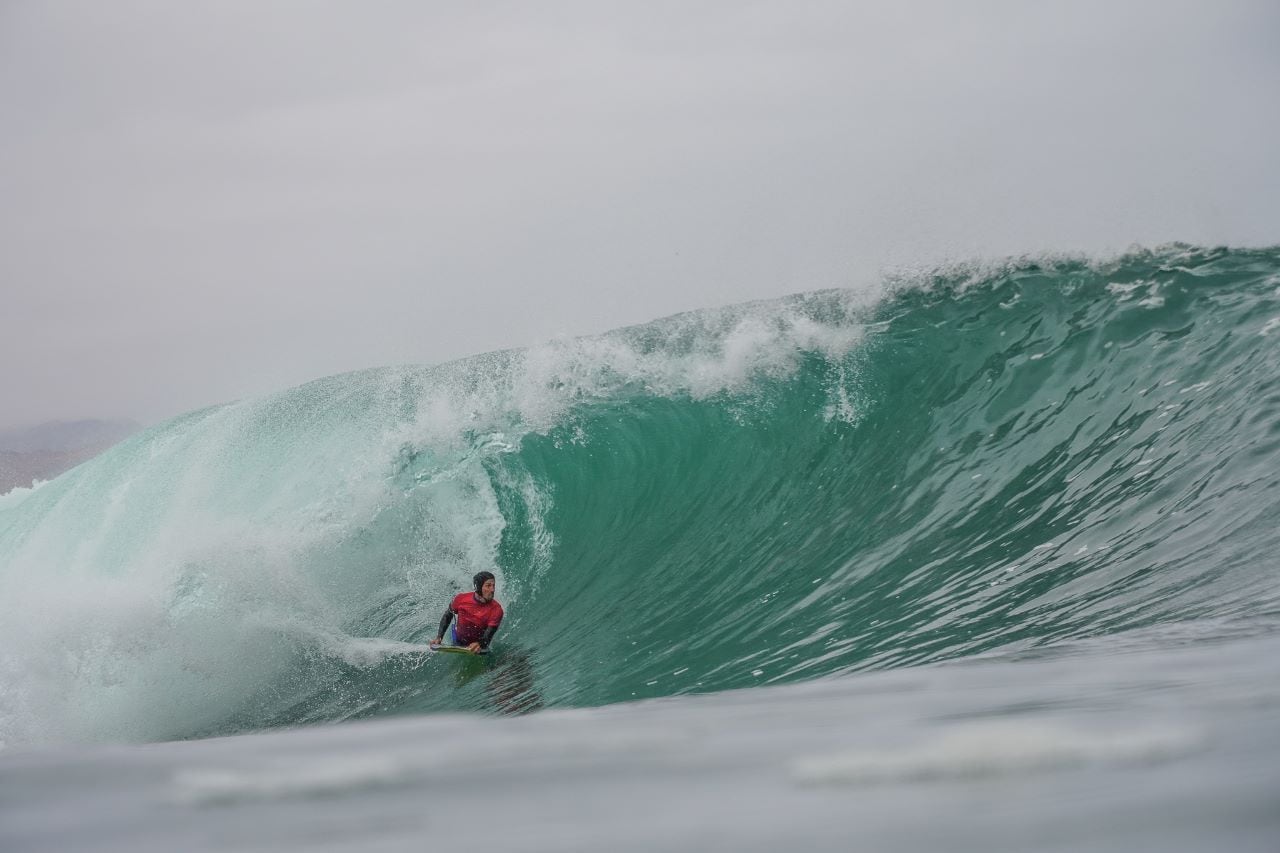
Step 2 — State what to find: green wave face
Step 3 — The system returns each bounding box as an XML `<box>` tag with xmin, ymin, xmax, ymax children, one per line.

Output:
<box><xmin>2</xmin><ymin>245</ymin><xmax>1278</xmax><ymax>744</ymax></box>
<box><xmin>505</xmin><ymin>245</ymin><xmax>1280</xmax><ymax>706</ymax></box>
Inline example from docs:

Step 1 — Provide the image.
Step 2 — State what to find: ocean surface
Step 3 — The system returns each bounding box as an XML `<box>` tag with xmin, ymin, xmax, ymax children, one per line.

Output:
<box><xmin>2</xmin><ymin>244</ymin><xmax>1279</xmax><ymax>851</ymax></box>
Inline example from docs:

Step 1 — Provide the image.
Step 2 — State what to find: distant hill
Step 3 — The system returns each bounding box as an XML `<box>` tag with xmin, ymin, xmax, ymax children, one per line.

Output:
<box><xmin>0</xmin><ymin>419</ymin><xmax>141</xmax><ymax>494</ymax></box>
<box><xmin>0</xmin><ymin>419</ymin><xmax>141</xmax><ymax>453</ymax></box>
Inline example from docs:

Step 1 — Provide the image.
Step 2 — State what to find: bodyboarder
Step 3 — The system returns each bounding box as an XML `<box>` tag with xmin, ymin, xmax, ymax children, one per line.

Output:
<box><xmin>432</xmin><ymin>571</ymin><xmax>504</xmax><ymax>654</ymax></box>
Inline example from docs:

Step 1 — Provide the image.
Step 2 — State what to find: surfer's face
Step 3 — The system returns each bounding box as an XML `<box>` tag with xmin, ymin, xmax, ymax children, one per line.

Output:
<box><xmin>478</xmin><ymin>578</ymin><xmax>496</xmax><ymax>602</ymax></box>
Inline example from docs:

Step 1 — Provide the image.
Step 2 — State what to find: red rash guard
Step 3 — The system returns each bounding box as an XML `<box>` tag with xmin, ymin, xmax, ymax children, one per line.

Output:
<box><xmin>449</xmin><ymin>592</ymin><xmax>504</xmax><ymax>646</ymax></box>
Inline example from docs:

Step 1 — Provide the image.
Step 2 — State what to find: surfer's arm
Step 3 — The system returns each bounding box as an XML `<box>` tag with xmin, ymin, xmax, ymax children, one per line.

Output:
<box><xmin>478</xmin><ymin>624</ymin><xmax>500</xmax><ymax>650</ymax></box>
<box><xmin>435</xmin><ymin>606</ymin><xmax>455</xmax><ymax>643</ymax></box>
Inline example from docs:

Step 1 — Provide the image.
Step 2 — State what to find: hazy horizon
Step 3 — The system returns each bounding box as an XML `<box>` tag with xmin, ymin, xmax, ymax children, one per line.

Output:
<box><xmin>3</xmin><ymin>0</ymin><xmax>1278</xmax><ymax>430</ymax></box>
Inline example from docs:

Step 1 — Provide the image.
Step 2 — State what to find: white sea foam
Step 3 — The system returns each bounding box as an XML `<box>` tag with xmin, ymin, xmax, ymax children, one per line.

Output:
<box><xmin>0</xmin><ymin>479</ymin><xmax>46</xmax><ymax>510</ymax></box>
<box><xmin>324</xmin><ymin>635</ymin><xmax>434</xmax><ymax>668</ymax></box>
<box><xmin>174</xmin><ymin>755</ymin><xmax>410</xmax><ymax>804</ymax></box>
<box><xmin>507</xmin><ymin>290</ymin><xmax>873</xmax><ymax>431</ymax></box>
<box><xmin>790</xmin><ymin>722</ymin><xmax>1196</xmax><ymax>786</ymax></box>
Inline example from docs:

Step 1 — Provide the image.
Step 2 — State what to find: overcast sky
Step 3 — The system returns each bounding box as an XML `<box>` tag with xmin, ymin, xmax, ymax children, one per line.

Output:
<box><xmin>2</xmin><ymin>0</ymin><xmax>1277</xmax><ymax>428</ymax></box>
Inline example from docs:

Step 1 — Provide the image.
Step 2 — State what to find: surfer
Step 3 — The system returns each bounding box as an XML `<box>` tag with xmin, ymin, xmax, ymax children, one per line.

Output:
<box><xmin>433</xmin><ymin>571</ymin><xmax>504</xmax><ymax>654</ymax></box>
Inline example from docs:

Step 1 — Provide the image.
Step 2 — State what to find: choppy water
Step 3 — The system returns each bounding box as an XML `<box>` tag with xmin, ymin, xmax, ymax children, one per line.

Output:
<box><xmin>2</xmin><ymin>244</ymin><xmax>1279</xmax><ymax>850</ymax></box>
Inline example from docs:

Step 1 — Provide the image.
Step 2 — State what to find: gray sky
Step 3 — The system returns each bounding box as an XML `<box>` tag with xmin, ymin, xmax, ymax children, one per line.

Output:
<box><xmin>2</xmin><ymin>0</ymin><xmax>1277</xmax><ymax>428</ymax></box>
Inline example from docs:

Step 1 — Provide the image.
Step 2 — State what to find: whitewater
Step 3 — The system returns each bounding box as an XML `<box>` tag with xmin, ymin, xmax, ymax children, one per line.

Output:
<box><xmin>2</xmin><ymin>244</ymin><xmax>1279</xmax><ymax>851</ymax></box>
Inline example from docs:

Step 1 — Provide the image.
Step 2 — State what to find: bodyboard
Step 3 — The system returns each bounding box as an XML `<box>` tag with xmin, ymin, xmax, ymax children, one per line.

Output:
<box><xmin>430</xmin><ymin>644</ymin><xmax>489</xmax><ymax>656</ymax></box>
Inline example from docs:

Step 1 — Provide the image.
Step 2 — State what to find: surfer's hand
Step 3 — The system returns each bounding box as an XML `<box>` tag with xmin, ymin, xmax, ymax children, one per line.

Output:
<box><xmin>431</xmin><ymin>637</ymin><xmax>442</xmax><ymax>647</ymax></box>
<box><xmin>467</xmin><ymin>642</ymin><xmax>482</xmax><ymax>654</ymax></box>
